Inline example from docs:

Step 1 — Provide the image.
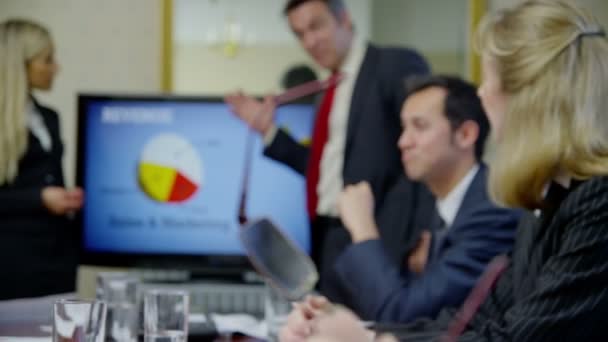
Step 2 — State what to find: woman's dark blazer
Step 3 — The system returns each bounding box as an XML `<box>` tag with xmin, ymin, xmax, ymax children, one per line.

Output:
<box><xmin>0</xmin><ymin>99</ymin><xmax>78</xmax><ymax>299</ymax></box>
<box><xmin>384</xmin><ymin>176</ymin><xmax>608</xmax><ymax>341</ymax></box>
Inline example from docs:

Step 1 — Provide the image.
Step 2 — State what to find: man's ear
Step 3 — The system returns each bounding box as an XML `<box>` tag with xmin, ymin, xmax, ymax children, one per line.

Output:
<box><xmin>454</xmin><ymin>120</ymin><xmax>479</xmax><ymax>150</ymax></box>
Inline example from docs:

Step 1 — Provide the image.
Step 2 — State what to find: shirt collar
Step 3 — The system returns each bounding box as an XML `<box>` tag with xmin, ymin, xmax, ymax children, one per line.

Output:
<box><xmin>436</xmin><ymin>164</ymin><xmax>480</xmax><ymax>227</ymax></box>
<box><xmin>25</xmin><ymin>97</ymin><xmax>35</xmax><ymax>115</ymax></box>
<box><xmin>338</xmin><ymin>37</ymin><xmax>366</xmax><ymax>78</ymax></box>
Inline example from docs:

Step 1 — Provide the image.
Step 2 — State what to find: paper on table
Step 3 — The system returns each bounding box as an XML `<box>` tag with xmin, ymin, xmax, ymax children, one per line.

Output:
<box><xmin>0</xmin><ymin>337</ymin><xmax>50</xmax><ymax>342</ymax></box>
<box><xmin>210</xmin><ymin>313</ymin><xmax>270</xmax><ymax>340</ymax></box>
<box><xmin>208</xmin><ymin>313</ymin><xmax>372</xmax><ymax>340</ymax></box>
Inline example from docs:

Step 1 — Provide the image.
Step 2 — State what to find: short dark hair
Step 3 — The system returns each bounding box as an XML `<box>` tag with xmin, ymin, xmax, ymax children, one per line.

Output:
<box><xmin>281</xmin><ymin>64</ymin><xmax>318</xmax><ymax>103</ymax></box>
<box><xmin>281</xmin><ymin>64</ymin><xmax>318</xmax><ymax>88</ymax></box>
<box><xmin>283</xmin><ymin>0</ymin><xmax>346</xmax><ymax>18</ymax></box>
<box><xmin>405</xmin><ymin>75</ymin><xmax>490</xmax><ymax>160</ymax></box>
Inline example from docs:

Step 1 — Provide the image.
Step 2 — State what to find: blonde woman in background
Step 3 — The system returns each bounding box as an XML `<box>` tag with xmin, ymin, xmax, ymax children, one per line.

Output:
<box><xmin>0</xmin><ymin>19</ymin><xmax>83</xmax><ymax>299</ymax></box>
<box><xmin>279</xmin><ymin>0</ymin><xmax>608</xmax><ymax>341</ymax></box>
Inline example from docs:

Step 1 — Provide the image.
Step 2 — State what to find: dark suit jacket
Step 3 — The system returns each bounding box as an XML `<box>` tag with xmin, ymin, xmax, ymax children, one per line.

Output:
<box><xmin>0</xmin><ymin>99</ymin><xmax>78</xmax><ymax>299</ymax></box>
<box><xmin>264</xmin><ymin>44</ymin><xmax>429</xmax><ymax>209</ymax></box>
<box><xmin>452</xmin><ymin>177</ymin><xmax>608</xmax><ymax>341</ymax></box>
<box><xmin>264</xmin><ymin>44</ymin><xmax>432</xmax><ymax>302</ymax></box>
<box><xmin>334</xmin><ymin>165</ymin><xmax>520</xmax><ymax>323</ymax></box>
<box><xmin>381</xmin><ymin>176</ymin><xmax>608</xmax><ymax>341</ymax></box>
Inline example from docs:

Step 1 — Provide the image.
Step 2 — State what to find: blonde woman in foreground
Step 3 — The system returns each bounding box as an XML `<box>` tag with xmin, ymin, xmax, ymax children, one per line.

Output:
<box><xmin>280</xmin><ymin>0</ymin><xmax>608</xmax><ymax>341</ymax></box>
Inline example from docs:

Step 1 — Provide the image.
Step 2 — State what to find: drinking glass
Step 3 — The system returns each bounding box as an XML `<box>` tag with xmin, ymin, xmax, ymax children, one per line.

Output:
<box><xmin>264</xmin><ymin>283</ymin><xmax>292</xmax><ymax>342</ymax></box>
<box><xmin>143</xmin><ymin>289</ymin><xmax>189</xmax><ymax>342</ymax></box>
<box><xmin>53</xmin><ymin>299</ymin><xmax>107</xmax><ymax>342</ymax></box>
<box><xmin>96</xmin><ymin>272</ymin><xmax>140</xmax><ymax>342</ymax></box>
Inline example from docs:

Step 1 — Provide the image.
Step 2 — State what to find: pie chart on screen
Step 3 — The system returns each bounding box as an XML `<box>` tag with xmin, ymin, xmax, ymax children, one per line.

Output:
<box><xmin>138</xmin><ymin>133</ymin><xmax>203</xmax><ymax>203</ymax></box>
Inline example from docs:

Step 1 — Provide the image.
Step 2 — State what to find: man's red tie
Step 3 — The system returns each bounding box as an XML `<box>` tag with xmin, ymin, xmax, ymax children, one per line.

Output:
<box><xmin>306</xmin><ymin>74</ymin><xmax>339</xmax><ymax>218</ymax></box>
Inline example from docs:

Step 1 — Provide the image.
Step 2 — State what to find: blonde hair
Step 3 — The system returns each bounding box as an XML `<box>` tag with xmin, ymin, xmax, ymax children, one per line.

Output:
<box><xmin>0</xmin><ymin>19</ymin><xmax>52</xmax><ymax>185</ymax></box>
<box><xmin>476</xmin><ymin>0</ymin><xmax>608</xmax><ymax>209</ymax></box>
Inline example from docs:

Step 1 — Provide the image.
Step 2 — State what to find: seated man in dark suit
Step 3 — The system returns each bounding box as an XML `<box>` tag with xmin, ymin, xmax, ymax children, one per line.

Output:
<box><xmin>280</xmin><ymin>77</ymin><xmax>521</xmax><ymax>342</ymax></box>
<box><xmin>331</xmin><ymin>75</ymin><xmax>521</xmax><ymax>323</ymax></box>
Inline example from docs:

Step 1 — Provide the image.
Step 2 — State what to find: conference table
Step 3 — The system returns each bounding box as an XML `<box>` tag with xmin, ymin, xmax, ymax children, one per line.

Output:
<box><xmin>0</xmin><ymin>320</ymin><xmax>264</xmax><ymax>342</ymax></box>
<box><xmin>0</xmin><ymin>324</ymin><xmax>261</xmax><ymax>342</ymax></box>
<box><xmin>0</xmin><ymin>294</ymin><xmax>265</xmax><ymax>342</ymax></box>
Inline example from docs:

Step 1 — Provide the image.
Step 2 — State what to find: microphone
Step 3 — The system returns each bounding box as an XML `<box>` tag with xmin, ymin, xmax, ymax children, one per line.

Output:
<box><xmin>237</xmin><ymin>74</ymin><xmax>344</xmax><ymax>225</ymax></box>
<box><xmin>238</xmin><ymin>131</ymin><xmax>255</xmax><ymax>225</ymax></box>
<box><xmin>273</xmin><ymin>73</ymin><xmax>344</xmax><ymax>105</ymax></box>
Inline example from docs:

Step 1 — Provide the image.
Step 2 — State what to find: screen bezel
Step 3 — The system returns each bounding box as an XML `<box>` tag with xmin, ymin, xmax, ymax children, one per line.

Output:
<box><xmin>75</xmin><ymin>93</ymin><xmax>260</xmax><ymax>275</ymax></box>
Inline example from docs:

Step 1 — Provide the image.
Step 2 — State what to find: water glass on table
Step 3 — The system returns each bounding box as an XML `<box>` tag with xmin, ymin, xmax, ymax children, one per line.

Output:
<box><xmin>52</xmin><ymin>299</ymin><xmax>107</xmax><ymax>342</ymax></box>
<box><xmin>96</xmin><ymin>272</ymin><xmax>140</xmax><ymax>342</ymax></box>
<box><xmin>144</xmin><ymin>289</ymin><xmax>189</xmax><ymax>342</ymax></box>
<box><xmin>265</xmin><ymin>283</ymin><xmax>292</xmax><ymax>342</ymax></box>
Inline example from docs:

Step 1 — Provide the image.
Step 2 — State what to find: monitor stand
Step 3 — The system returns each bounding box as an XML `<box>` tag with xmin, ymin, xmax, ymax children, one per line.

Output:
<box><xmin>134</xmin><ymin>267</ymin><xmax>263</xmax><ymax>284</ymax></box>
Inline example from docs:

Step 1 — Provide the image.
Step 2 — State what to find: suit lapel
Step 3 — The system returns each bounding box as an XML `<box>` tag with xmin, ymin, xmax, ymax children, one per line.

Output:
<box><xmin>344</xmin><ymin>44</ymin><xmax>379</xmax><ymax>163</ymax></box>
<box><xmin>437</xmin><ymin>165</ymin><xmax>486</xmax><ymax>251</ymax></box>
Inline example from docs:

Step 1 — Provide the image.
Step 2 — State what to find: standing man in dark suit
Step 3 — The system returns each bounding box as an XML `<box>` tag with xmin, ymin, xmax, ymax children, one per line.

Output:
<box><xmin>225</xmin><ymin>0</ymin><xmax>430</xmax><ymax>303</ymax></box>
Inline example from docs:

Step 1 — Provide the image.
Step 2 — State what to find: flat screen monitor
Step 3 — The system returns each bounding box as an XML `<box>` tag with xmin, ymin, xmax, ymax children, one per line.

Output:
<box><xmin>76</xmin><ymin>94</ymin><xmax>312</xmax><ymax>276</ymax></box>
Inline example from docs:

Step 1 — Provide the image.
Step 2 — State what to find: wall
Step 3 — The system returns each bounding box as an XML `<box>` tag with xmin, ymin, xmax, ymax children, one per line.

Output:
<box><xmin>174</xmin><ymin>44</ymin><xmax>315</xmax><ymax>96</ymax></box>
<box><xmin>0</xmin><ymin>0</ymin><xmax>163</xmax><ymax>184</ymax></box>
<box><xmin>173</xmin><ymin>0</ymin><xmax>372</xmax><ymax>94</ymax></box>
<box><xmin>371</xmin><ymin>0</ymin><xmax>469</xmax><ymax>76</ymax></box>
<box><xmin>489</xmin><ymin>0</ymin><xmax>608</xmax><ymax>26</ymax></box>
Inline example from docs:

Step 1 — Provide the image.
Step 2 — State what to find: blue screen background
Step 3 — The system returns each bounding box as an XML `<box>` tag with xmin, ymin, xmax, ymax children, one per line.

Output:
<box><xmin>82</xmin><ymin>99</ymin><xmax>313</xmax><ymax>256</ymax></box>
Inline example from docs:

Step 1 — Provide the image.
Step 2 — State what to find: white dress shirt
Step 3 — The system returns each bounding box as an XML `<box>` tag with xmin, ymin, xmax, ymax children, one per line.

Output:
<box><xmin>316</xmin><ymin>38</ymin><xmax>366</xmax><ymax>216</ymax></box>
<box><xmin>436</xmin><ymin>164</ymin><xmax>480</xmax><ymax>229</ymax></box>
<box><xmin>264</xmin><ymin>38</ymin><xmax>367</xmax><ymax>217</ymax></box>
<box><xmin>26</xmin><ymin>99</ymin><xmax>52</xmax><ymax>152</ymax></box>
